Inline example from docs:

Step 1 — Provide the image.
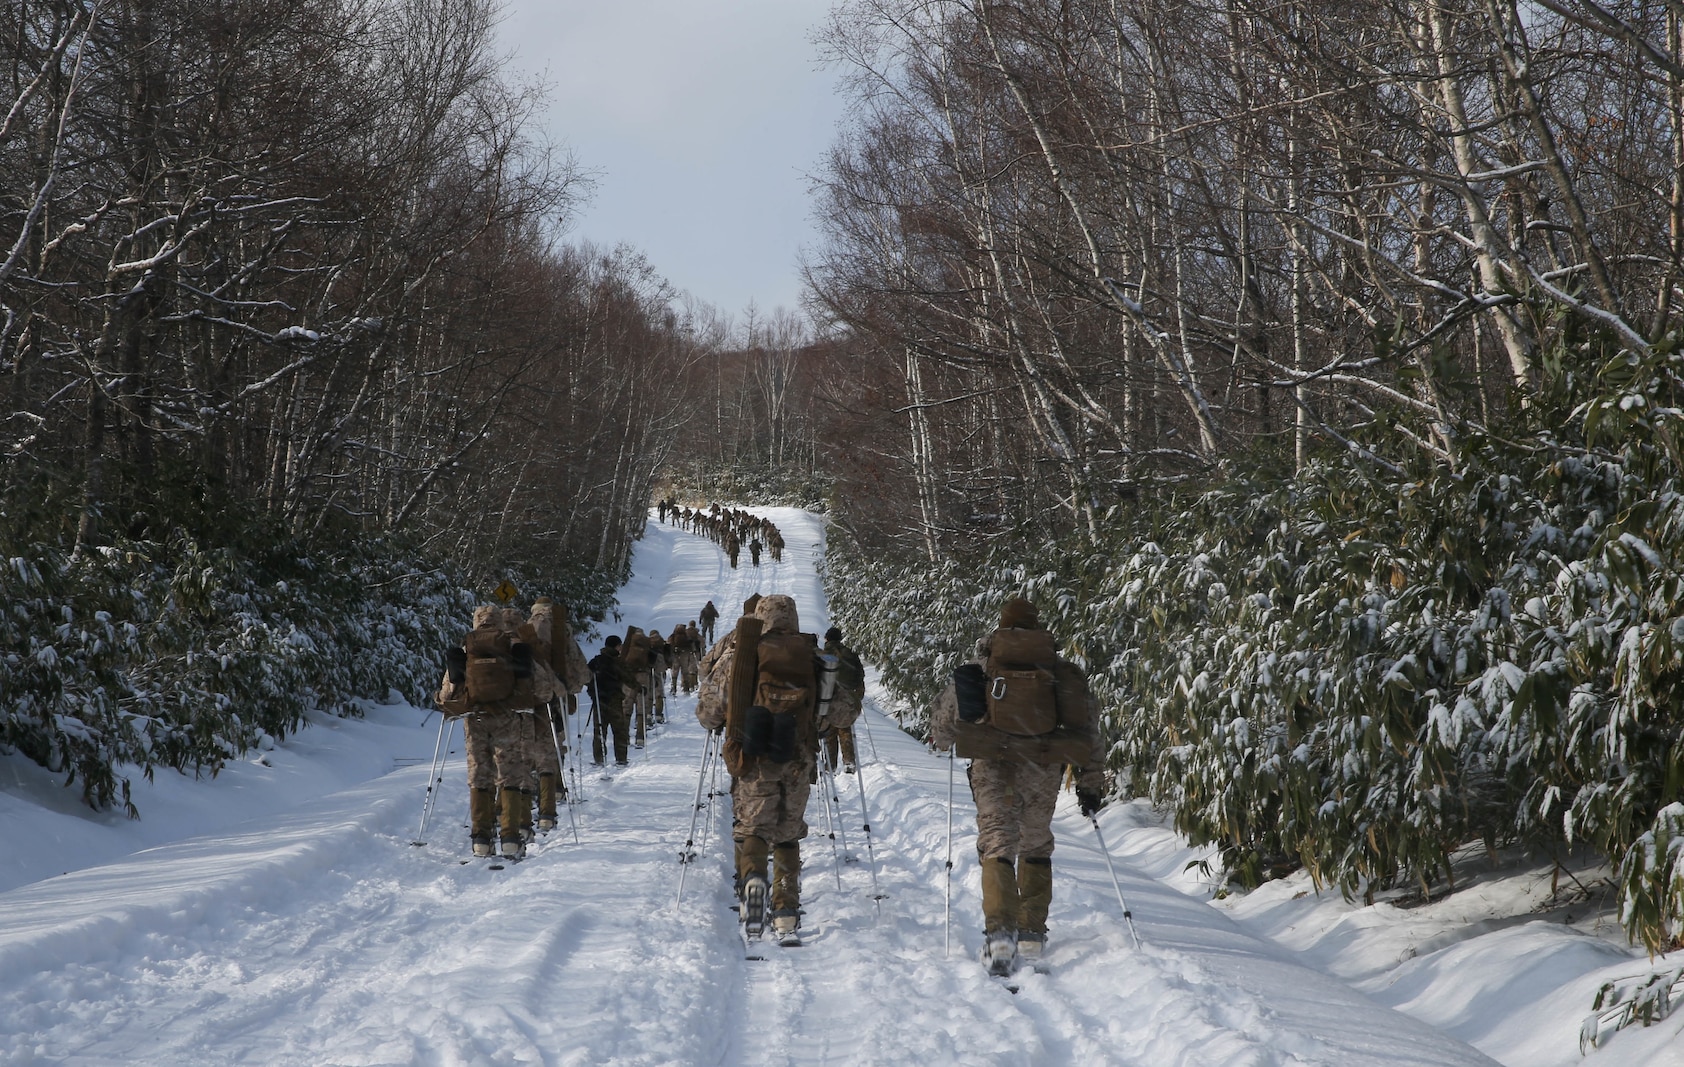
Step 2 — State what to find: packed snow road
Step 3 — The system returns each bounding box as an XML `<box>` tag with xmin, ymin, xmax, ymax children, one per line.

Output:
<box><xmin>0</xmin><ymin>509</ymin><xmax>1499</xmax><ymax>1065</ymax></box>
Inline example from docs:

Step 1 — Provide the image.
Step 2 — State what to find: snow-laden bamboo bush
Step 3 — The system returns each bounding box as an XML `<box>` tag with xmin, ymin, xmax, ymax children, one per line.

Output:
<box><xmin>0</xmin><ymin>528</ymin><xmax>615</xmax><ymax>817</ymax></box>
<box><xmin>826</xmin><ymin>340</ymin><xmax>1684</xmax><ymax>952</ymax></box>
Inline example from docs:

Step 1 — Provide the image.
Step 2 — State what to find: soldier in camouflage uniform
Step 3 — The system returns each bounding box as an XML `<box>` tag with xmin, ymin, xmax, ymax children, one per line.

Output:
<box><xmin>682</xmin><ymin>621</ymin><xmax>702</xmax><ymax>692</ymax></box>
<box><xmin>648</xmin><ymin>629</ymin><xmax>670</xmax><ymax>724</ymax></box>
<box><xmin>928</xmin><ymin>597</ymin><xmax>1107</xmax><ymax>970</ymax></box>
<box><xmin>526</xmin><ymin>597</ymin><xmax>589</xmax><ymax>832</ymax></box>
<box><xmin>697</xmin><ymin>594</ymin><xmax>819</xmax><ymax>941</ymax></box>
<box><xmin>622</xmin><ymin>627</ymin><xmax>655</xmax><ymax>747</ymax></box>
<box><xmin>820</xmin><ymin>626</ymin><xmax>866</xmax><ymax>773</ymax></box>
<box><xmin>448</xmin><ymin>605</ymin><xmax>538</xmax><ymax>860</ymax></box>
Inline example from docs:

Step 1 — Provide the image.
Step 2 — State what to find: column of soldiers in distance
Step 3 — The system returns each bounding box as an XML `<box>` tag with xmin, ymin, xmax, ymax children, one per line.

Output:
<box><xmin>435</xmin><ymin>597</ymin><xmax>591</xmax><ymax>861</ymax></box>
<box><xmin>655</xmin><ymin>497</ymin><xmax>784</xmax><ymax>570</ymax></box>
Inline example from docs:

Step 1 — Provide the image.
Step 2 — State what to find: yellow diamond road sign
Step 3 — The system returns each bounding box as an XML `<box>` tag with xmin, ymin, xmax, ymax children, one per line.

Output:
<box><xmin>493</xmin><ymin>579</ymin><xmax>519</xmax><ymax>604</ymax></box>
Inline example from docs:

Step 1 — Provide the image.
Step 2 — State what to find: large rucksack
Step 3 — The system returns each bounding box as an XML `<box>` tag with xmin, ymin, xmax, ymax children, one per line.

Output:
<box><xmin>745</xmin><ymin>633</ymin><xmax>817</xmax><ymax>763</ymax></box>
<box><xmin>622</xmin><ymin>631</ymin><xmax>652</xmax><ymax>672</ymax></box>
<box><xmin>460</xmin><ymin>624</ymin><xmax>537</xmax><ymax>712</ymax></box>
<box><xmin>818</xmin><ymin>644</ymin><xmax>865</xmax><ymax>730</ymax></box>
<box><xmin>981</xmin><ymin>627</ymin><xmax>1058</xmax><ymax>735</ymax></box>
<box><xmin>951</xmin><ymin>627</ymin><xmax>1095</xmax><ymax>764</ymax></box>
<box><xmin>724</xmin><ymin>620</ymin><xmax>819</xmax><ymax>775</ymax></box>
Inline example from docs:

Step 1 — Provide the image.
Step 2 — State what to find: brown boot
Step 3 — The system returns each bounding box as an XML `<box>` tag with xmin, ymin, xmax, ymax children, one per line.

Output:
<box><xmin>737</xmin><ymin>835</ymin><xmax>770</xmax><ymax>891</ymax></box>
<box><xmin>536</xmin><ymin>773</ymin><xmax>558</xmax><ymax>831</ymax></box>
<box><xmin>1017</xmin><ymin>857</ymin><xmax>1053</xmax><ymax>956</ymax></box>
<box><xmin>737</xmin><ymin>835</ymin><xmax>770</xmax><ymax>936</ymax></box>
<box><xmin>979</xmin><ymin>856</ymin><xmax>1020</xmax><ymax>935</ymax></box>
<box><xmin>499</xmin><ymin>787</ymin><xmax>526</xmax><ymax>859</ymax></box>
<box><xmin>771</xmin><ymin>842</ymin><xmax>801</xmax><ymax>914</ymax></box>
<box><xmin>469</xmin><ymin>787</ymin><xmax>496</xmax><ymax>856</ymax></box>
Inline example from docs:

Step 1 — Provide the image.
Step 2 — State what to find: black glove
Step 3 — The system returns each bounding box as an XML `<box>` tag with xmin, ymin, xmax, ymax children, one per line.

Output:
<box><xmin>1077</xmin><ymin>788</ymin><xmax>1104</xmax><ymax>818</ymax></box>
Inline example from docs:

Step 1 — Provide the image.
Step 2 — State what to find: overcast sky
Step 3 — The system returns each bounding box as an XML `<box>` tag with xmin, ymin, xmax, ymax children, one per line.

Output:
<box><xmin>493</xmin><ymin>1</ymin><xmax>847</xmax><ymax>322</ymax></box>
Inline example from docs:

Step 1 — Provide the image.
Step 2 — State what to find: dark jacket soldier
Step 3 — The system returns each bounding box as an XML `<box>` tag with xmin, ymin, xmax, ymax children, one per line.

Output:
<box><xmin>588</xmin><ymin>637</ymin><xmax>631</xmax><ymax>765</ymax></box>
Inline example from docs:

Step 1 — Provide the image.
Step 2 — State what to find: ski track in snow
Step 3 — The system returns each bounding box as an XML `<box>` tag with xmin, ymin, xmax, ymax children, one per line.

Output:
<box><xmin>0</xmin><ymin>508</ymin><xmax>1503</xmax><ymax>1066</ymax></box>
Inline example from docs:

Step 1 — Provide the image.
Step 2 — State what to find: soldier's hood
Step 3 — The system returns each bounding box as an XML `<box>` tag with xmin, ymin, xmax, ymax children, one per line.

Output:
<box><xmin>755</xmin><ymin>594</ymin><xmax>800</xmax><ymax>635</ymax></box>
<box><xmin>472</xmin><ymin>605</ymin><xmax>499</xmax><ymax>628</ymax></box>
<box><xmin>528</xmin><ymin>600</ymin><xmax>556</xmax><ymax>642</ymax></box>
<box><xmin>500</xmin><ymin>607</ymin><xmax>525</xmax><ymax>631</ymax></box>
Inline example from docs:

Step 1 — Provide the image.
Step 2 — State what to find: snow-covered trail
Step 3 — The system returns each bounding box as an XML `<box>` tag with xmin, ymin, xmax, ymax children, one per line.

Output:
<box><xmin>0</xmin><ymin>508</ymin><xmax>1501</xmax><ymax>1066</ymax></box>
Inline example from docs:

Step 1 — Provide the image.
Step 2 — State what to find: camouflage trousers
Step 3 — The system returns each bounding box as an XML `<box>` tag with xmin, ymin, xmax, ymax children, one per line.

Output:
<box><xmin>968</xmin><ymin>757</ymin><xmax>1060</xmax><ymax>862</ymax></box>
<box><xmin>625</xmin><ymin>682</ymin><xmax>652</xmax><ymax>743</ymax></box>
<box><xmin>464</xmin><ymin>707</ymin><xmax>535</xmax><ymax>790</ymax></box>
<box><xmin>731</xmin><ymin>758</ymin><xmax>813</xmax><ymax>846</ymax></box>
<box><xmin>822</xmin><ymin>727</ymin><xmax>858</xmax><ymax>770</ymax></box>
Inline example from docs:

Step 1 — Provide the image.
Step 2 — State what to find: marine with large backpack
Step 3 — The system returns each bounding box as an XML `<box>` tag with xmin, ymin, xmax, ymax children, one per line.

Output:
<box><xmin>819</xmin><ymin>626</ymin><xmax>866</xmax><ymax>772</ymax></box>
<box><xmin>695</xmin><ymin>594</ymin><xmax>823</xmax><ymax>945</ymax></box>
<box><xmin>434</xmin><ymin>604</ymin><xmax>541</xmax><ymax>860</ymax></box>
<box><xmin>622</xmin><ymin>627</ymin><xmax>655</xmax><ymax>746</ymax></box>
<box><xmin>929</xmin><ymin>596</ymin><xmax>1108</xmax><ymax>977</ymax></box>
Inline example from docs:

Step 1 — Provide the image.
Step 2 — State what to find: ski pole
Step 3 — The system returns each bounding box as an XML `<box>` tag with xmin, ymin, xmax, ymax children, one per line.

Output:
<box><xmin>944</xmin><ymin>748</ymin><xmax>955</xmax><ymax>958</ymax></box>
<box><xmin>1089</xmin><ymin>815</ymin><xmax>1142</xmax><ymax>950</ymax></box>
<box><xmin>547</xmin><ymin>707</ymin><xmax>579</xmax><ymax>845</ymax></box>
<box><xmin>821</xmin><ymin>741</ymin><xmax>854</xmax><ymax>863</ymax></box>
<box><xmin>852</xmin><ymin>751</ymin><xmax>885</xmax><ymax>918</ymax></box>
<box><xmin>572</xmin><ymin>690</ymin><xmax>592</xmax><ymax>797</ymax></box>
<box><xmin>699</xmin><ymin>732</ymin><xmax>723</xmax><ymax>856</ymax></box>
<box><xmin>680</xmin><ymin>733</ymin><xmax>717</xmax><ymax>864</ymax></box>
<box><xmin>816</xmin><ymin>745</ymin><xmax>845</xmax><ymax>891</ymax></box>
<box><xmin>569</xmin><ymin>694</ymin><xmax>588</xmax><ymax>803</ymax></box>
<box><xmin>676</xmin><ymin>732</ymin><xmax>718</xmax><ymax>907</ymax></box>
<box><xmin>412</xmin><ymin>714</ymin><xmax>454</xmax><ymax>846</ymax></box>
<box><xmin>857</xmin><ymin>705</ymin><xmax>880</xmax><ymax>763</ymax></box>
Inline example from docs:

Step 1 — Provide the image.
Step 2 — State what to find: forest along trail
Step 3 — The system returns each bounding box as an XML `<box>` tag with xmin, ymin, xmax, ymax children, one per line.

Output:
<box><xmin>0</xmin><ymin>507</ymin><xmax>1500</xmax><ymax>1066</ymax></box>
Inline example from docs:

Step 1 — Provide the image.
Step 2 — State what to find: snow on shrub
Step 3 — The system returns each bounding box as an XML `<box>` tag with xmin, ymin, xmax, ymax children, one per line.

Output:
<box><xmin>826</xmin><ymin>337</ymin><xmax>1684</xmax><ymax>951</ymax></box>
<box><xmin>0</xmin><ymin>528</ymin><xmax>614</xmax><ymax>817</ymax></box>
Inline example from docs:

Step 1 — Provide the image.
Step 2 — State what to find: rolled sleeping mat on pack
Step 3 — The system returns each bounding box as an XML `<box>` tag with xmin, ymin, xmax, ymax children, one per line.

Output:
<box><xmin>818</xmin><ymin>653</ymin><xmax>839</xmax><ymax>702</ymax></box>
<box><xmin>510</xmin><ymin>642</ymin><xmax>535</xmax><ymax>679</ymax></box>
<box><xmin>723</xmin><ymin>616</ymin><xmax>765</xmax><ymax>776</ymax></box>
<box><xmin>446</xmin><ymin>647</ymin><xmax>468</xmax><ymax>687</ymax></box>
<box><xmin>727</xmin><ymin>616</ymin><xmax>764</xmax><ymax>725</ymax></box>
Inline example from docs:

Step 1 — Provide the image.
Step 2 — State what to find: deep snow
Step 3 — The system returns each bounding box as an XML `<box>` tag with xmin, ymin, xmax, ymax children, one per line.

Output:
<box><xmin>0</xmin><ymin>507</ymin><xmax>1678</xmax><ymax>1065</ymax></box>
